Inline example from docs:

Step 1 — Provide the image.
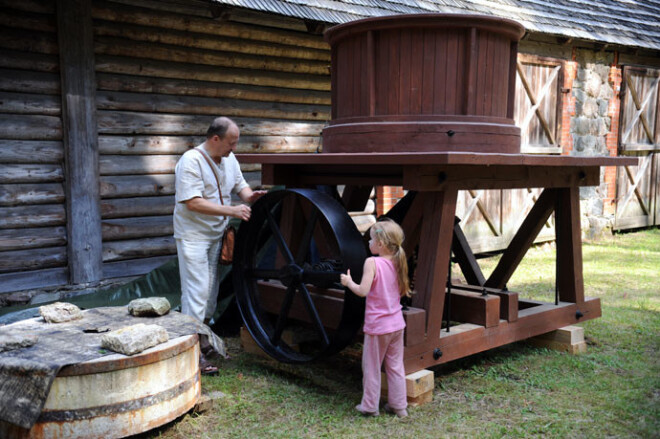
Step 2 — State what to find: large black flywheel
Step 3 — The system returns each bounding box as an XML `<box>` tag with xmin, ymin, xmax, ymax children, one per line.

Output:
<box><xmin>234</xmin><ymin>189</ymin><xmax>367</xmax><ymax>363</ymax></box>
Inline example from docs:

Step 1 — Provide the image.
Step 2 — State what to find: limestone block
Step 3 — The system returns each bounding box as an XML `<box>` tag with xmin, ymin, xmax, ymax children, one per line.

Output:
<box><xmin>128</xmin><ymin>297</ymin><xmax>171</xmax><ymax>317</ymax></box>
<box><xmin>0</xmin><ymin>333</ymin><xmax>38</xmax><ymax>352</ymax></box>
<box><xmin>582</xmin><ymin>97</ymin><xmax>599</xmax><ymax>117</ymax></box>
<box><xmin>585</xmin><ymin>72</ymin><xmax>602</xmax><ymax>97</ymax></box>
<box><xmin>101</xmin><ymin>323</ymin><xmax>169</xmax><ymax>356</ymax></box>
<box><xmin>40</xmin><ymin>302</ymin><xmax>83</xmax><ymax>323</ymax></box>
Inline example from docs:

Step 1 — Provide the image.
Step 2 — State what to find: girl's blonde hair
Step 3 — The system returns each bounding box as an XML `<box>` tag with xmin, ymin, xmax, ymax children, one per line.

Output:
<box><xmin>371</xmin><ymin>219</ymin><xmax>411</xmax><ymax>297</ymax></box>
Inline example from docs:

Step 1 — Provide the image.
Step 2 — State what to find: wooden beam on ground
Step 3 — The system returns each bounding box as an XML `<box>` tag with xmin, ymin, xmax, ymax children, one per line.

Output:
<box><xmin>57</xmin><ymin>0</ymin><xmax>102</xmax><ymax>284</ymax></box>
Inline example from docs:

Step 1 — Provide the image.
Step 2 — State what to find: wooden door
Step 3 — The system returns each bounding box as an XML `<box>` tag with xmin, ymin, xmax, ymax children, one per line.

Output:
<box><xmin>514</xmin><ymin>55</ymin><xmax>563</xmax><ymax>154</ymax></box>
<box><xmin>615</xmin><ymin>66</ymin><xmax>660</xmax><ymax>230</ymax></box>
<box><xmin>456</xmin><ymin>189</ymin><xmax>505</xmax><ymax>254</ymax></box>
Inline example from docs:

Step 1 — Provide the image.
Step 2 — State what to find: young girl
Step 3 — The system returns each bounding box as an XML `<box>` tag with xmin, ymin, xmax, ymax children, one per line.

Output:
<box><xmin>340</xmin><ymin>219</ymin><xmax>411</xmax><ymax>418</ymax></box>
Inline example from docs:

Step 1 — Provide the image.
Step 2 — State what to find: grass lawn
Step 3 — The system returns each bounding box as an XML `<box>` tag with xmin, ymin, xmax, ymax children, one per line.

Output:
<box><xmin>146</xmin><ymin>228</ymin><xmax>659</xmax><ymax>438</ymax></box>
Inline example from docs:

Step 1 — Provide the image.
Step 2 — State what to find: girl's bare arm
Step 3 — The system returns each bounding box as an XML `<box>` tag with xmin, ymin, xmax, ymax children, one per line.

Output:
<box><xmin>340</xmin><ymin>257</ymin><xmax>376</xmax><ymax>297</ymax></box>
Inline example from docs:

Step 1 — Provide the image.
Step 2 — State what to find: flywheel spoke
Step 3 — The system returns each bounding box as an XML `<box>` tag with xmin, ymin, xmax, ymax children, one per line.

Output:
<box><xmin>295</xmin><ymin>208</ymin><xmax>319</xmax><ymax>265</ymax></box>
<box><xmin>247</xmin><ymin>268</ymin><xmax>281</xmax><ymax>280</ymax></box>
<box><xmin>298</xmin><ymin>283</ymin><xmax>330</xmax><ymax>347</ymax></box>
<box><xmin>265</xmin><ymin>206</ymin><xmax>295</xmax><ymax>264</ymax></box>
<box><xmin>271</xmin><ymin>283</ymin><xmax>297</xmax><ymax>345</ymax></box>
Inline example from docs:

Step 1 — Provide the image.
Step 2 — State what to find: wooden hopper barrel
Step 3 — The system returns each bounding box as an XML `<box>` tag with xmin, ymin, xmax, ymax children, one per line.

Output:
<box><xmin>322</xmin><ymin>14</ymin><xmax>526</xmax><ymax>154</ymax></box>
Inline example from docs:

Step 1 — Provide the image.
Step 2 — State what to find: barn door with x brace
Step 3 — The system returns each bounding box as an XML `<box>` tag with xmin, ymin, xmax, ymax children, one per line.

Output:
<box><xmin>615</xmin><ymin>66</ymin><xmax>660</xmax><ymax>230</ymax></box>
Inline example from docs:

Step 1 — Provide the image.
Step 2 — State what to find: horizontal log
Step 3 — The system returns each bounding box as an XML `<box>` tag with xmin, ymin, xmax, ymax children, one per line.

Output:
<box><xmin>102</xmin><ymin>215</ymin><xmax>173</xmax><ymax>240</ymax></box>
<box><xmin>0</xmin><ymin>183</ymin><xmax>65</xmax><ymax>206</ymax></box>
<box><xmin>0</xmin><ymin>0</ymin><xmax>55</xmax><ymax>14</ymax></box>
<box><xmin>95</xmin><ymin>21</ymin><xmax>330</xmax><ymax>61</ymax></box>
<box><xmin>95</xmin><ymin>55</ymin><xmax>330</xmax><ymax>91</ymax></box>
<box><xmin>0</xmin><ymin>91</ymin><xmax>61</xmax><ymax>115</ymax></box>
<box><xmin>96</xmin><ymin>90</ymin><xmax>329</xmax><ymax>121</ymax></box>
<box><xmin>98</xmin><ymin>135</ymin><xmax>200</xmax><ymax>155</ymax></box>
<box><xmin>0</xmin><ymin>51</ymin><xmax>59</xmax><ymax>74</ymax></box>
<box><xmin>94</xmin><ymin>36</ymin><xmax>329</xmax><ymax>76</ymax></box>
<box><xmin>0</xmin><ymin>204</ymin><xmax>65</xmax><ymax>229</ymax></box>
<box><xmin>101</xmin><ymin>195</ymin><xmax>174</xmax><ymax>218</ymax></box>
<box><xmin>96</xmin><ymin>73</ymin><xmax>331</xmax><ymax>105</ymax></box>
<box><xmin>102</xmin><ymin>236</ymin><xmax>176</xmax><ymax>262</ymax></box>
<box><xmin>97</xmin><ymin>111</ymin><xmax>325</xmax><ymax>136</ymax></box>
<box><xmin>0</xmin><ymin>267</ymin><xmax>68</xmax><ymax>294</ymax></box>
<box><xmin>0</xmin><ymin>5</ymin><xmax>56</xmax><ymax>33</ymax></box>
<box><xmin>0</xmin><ymin>164</ymin><xmax>63</xmax><ymax>183</ymax></box>
<box><xmin>0</xmin><ymin>27</ymin><xmax>58</xmax><ymax>55</ymax></box>
<box><xmin>0</xmin><ymin>140</ymin><xmax>63</xmax><ymax>163</ymax></box>
<box><xmin>100</xmin><ymin>174</ymin><xmax>175</xmax><ymax>198</ymax></box>
<box><xmin>103</xmin><ymin>255</ymin><xmax>175</xmax><ymax>279</ymax></box>
<box><xmin>93</xmin><ymin>1</ymin><xmax>328</xmax><ymax>50</ymax></box>
<box><xmin>100</xmin><ymin>155</ymin><xmax>179</xmax><ymax>175</ymax></box>
<box><xmin>0</xmin><ymin>114</ymin><xmax>61</xmax><ymax>140</ymax></box>
<box><xmin>0</xmin><ymin>226</ymin><xmax>67</xmax><ymax>251</ymax></box>
<box><xmin>0</xmin><ymin>246</ymin><xmax>66</xmax><ymax>273</ymax></box>
<box><xmin>98</xmin><ymin>135</ymin><xmax>321</xmax><ymax>155</ymax></box>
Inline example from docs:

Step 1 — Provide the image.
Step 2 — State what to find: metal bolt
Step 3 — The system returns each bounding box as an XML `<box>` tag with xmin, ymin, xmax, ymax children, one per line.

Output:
<box><xmin>447</xmin><ymin>130</ymin><xmax>455</xmax><ymax>137</ymax></box>
<box><xmin>433</xmin><ymin>348</ymin><xmax>443</xmax><ymax>360</ymax></box>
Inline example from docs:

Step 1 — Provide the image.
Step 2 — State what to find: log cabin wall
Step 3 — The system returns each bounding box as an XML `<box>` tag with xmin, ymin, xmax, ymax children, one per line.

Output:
<box><xmin>92</xmin><ymin>0</ymin><xmax>331</xmax><ymax>279</ymax></box>
<box><xmin>0</xmin><ymin>1</ymin><xmax>69</xmax><ymax>293</ymax></box>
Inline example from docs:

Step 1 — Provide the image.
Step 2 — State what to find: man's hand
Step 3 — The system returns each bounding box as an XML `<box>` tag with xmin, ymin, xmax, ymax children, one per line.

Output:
<box><xmin>232</xmin><ymin>204</ymin><xmax>252</xmax><ymax>221</ymax></box>
<box><xmin>246</xmin><ymin>190</ymin><xmax>267</xmax><ymax>204</ymax></box>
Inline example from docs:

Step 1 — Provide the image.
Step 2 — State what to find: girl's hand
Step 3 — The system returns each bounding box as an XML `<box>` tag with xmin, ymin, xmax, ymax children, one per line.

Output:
<box><xmin>340</xmin><ymin>269</ymin><xmax>352</xmax><ymax>287</ymax></box>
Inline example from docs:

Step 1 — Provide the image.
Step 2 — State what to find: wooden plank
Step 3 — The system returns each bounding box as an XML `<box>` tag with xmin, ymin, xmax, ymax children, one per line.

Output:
<box><xmin>0</xmin><ymin>26</ymin><xmax>58</xmax><ymax>55</ymax></box>
<box><xmin>102</xmin><ymin>255</ymin><xmax>174</xmax><ymax>279</ymax></box>
<box><xmin>0</xmin><ymin>246</ymin><xmax>67</xmax><ymax>273</ymax></box>
<box><xmin>100</xmin><ymin>155</ymin><xmax>179</xmax><ymax>175</ymax></box>
<box><xmin>0</xmin><ymin>5</ymin><xmax>57</xmax><ymax>33</ymax></box>
<box><xmin>451</xmin><ymin>284</ymin><xmax>518</xmax><ymax>322</ymax></box>
<box><xmin>92</xmin><ymin>0</ymin><xmax>328</xmax><ymax>50</ymax></box>
<box><xmin>0</xmin><ymin>267</ymin><xmax>68</xmax><ymax>294</ymax></box>
<box><xmin>0</xmin><ymin>114</ymin><xmax>61</xmax><ymax>140</ymax></box>
<box><xmin>0</xmin><ymin>140</ymin><xmax>63</xmax><ymax>163</ymax></box>
<box><xmin>100</xmin><ymin>174</ymin><xmax>175</xmax><ymax>198</ymax></box>
<box><xmin>101</xmin><ymin>196</ymin><xmax>174</xmax><ymax>219</ymax></box>
<box><xmin>96</xmin><ymin>91</ymin><xmax>329</xmax><ymax>121</ymax></box>
<box><xmin>0</xmin><ymin>51</ymin><xmax>59</xmax><ymax>73</ymax></box>
<box><xmin>0</xmin><ymin>91</ymin><xmax>60</xmax><ymax>115</ymax></box>
<box><xmin>340</xmin><ymin>186</ymin><xmax>373</xmax><ymax>212</ymax></box>
<box><xmin>57</xmin><ymin>0</ymin><xmax>103</xmax><ymax>284</ymax></box>
<box><xmin>0</xmin><ymin>164</ymin><xmax>63</xmax><ymax>183</ymax></box>
<box><xmin>97</xmin><ymin>111</ymin><xmax>325</xmax><ymax>136</ymax></box>
<box><xmin>485</xmin><ymin>188</ymin><xmax>557</xmax><ymax>289</ymax></box>
<box><xmin>0</xmin><ymin>226</ymin><xmax>67</xmax><ymax>251</ymax></box>
<box><xmin>102</xmin><ymin>215</ymin><xmax>173</xmax><ymax>241</ymax></box>
<box><xmin>94</xmin><ymin>36</ymin><xmax>329</xmax><ymax>76</ymax></box>
<box><xmin>0</xmin><ymin>204</ymin><xmax>65</xmax><ymax>228</ymax></box>
<box><xmin>102</xmin><ymin>236</ymin><xmax>175</xmax><ymax>262</ymax></box>
<box><xmin>554</xmin><ymin>186</ymin><xmax>585</xmax><ymax>303</ymax></box>
<box><xmin>96</xmin><ymin>73</ymin><xmax>330</xmax><ymax>105</ymax></box>
<box><xmin>0</xmin><ymin>183</ymin><xmax>65</xmax><ymax>206</ymax></box>
<box><xmin>402</xmin><ymin>307</ymin><xmax>425</xmax><ymax>347</ymax></box>
<box><xmin>95</xmin><ymin>55</ymin><xmax>329</xmax><ymax>91</ymax></box>
<box><xmin>0</xmin><ymin>68</ymin><xmax>59</xmax><ymax>94</ymax></box>
<box><xmin>93</xmin><ymin>21</ymin><xmax>330</xmax><ymax>61</ymax></box>
<box><xmin>0</xmin><ymin>0</ymin><xmax>55</xmax><ymax>14</ymax></box>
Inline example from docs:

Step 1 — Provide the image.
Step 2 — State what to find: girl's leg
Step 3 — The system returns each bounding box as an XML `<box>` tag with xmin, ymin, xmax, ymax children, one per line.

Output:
<box><xmin>384</xmin><ymin>329</ymin><xmax>408</xmax><ymax>412</ymax></box>
<box><xmin>360</xmin><ymin>333</ymin><xmax>387</xmax><ymax>413</ymax></box>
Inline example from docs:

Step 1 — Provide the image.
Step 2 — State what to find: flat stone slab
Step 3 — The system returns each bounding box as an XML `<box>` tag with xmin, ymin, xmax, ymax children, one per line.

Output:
<box><xmin>0</xmin><ymin>333</ymin><xmax>38</xmax><ymax>353</ymax></box>
<box><xmin>128</xmin><ymin>297</ymin><xmax>171</xmax><ymax>317</ymax></box>
<box><xmin>39</xmin><ymin>302</ymin><xmax>83</xmax><ymax>323</ymax></box>
<box><xmin>101</xmin><ymin>323</ymin><xmax>169</xmax><ymax>356</ymax></box>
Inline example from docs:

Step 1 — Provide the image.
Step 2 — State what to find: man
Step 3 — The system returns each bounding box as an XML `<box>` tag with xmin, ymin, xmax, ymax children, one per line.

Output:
<box><xmin>174</xmin><ymin>117</ymin><xmax>266</xmax><ymax>332</ymax></box>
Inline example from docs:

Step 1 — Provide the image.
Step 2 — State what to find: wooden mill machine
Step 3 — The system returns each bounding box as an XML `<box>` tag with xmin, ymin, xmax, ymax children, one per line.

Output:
<box><xmin>234</xmin><ymin>14</ymin><xmax>633</xmax><ymax>372</ymax></box>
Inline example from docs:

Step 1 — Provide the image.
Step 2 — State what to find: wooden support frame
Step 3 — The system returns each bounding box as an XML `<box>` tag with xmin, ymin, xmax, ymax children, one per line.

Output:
<box><xmin>57</xmin><ymin>0</ymin><xmax>103</xmax><ymax>284</ymax></box>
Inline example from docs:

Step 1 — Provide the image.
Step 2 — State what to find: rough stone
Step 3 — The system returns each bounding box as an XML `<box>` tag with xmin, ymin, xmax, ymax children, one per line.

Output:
<box><xmin>585</xmin><ymin>72</ymin><xmax>602</xmax><ymax>97</ymax></box>
<box><xmin>574</xmin><ymin>117</ymin><xmax>591</xmax><ymax>135</ymax></box>
<box><xmin>0</xmin><ymin>333</ymin><xmax>38</xmax><ymax>352</ymax></box>
<box><xmin>598</xmin><ymin>99</ymin><xmax>610</xmax><ymax>117</ymax></box>
<box><xmin>6</xmin><ymin>291</ymin><xmax>32</xmax><ymax>306</ymax></box>
<box><xmin>128</xmin><ymin>297</ymin><xmax>171</xmax><ymax>317</ymax></box>
<box><xmin>39</xmin><ymin>302</ymin><xmax>83</xmax><ymax>323</ymax></box>
<box><xmin>582</xmin><ymin>97</ymin><xmax>599</xmax><ymax>117</ymax></box>
<box><xmin>101</xmin><ymin>323</ymin><xmax>169</xmax><ymax>356</ymax></box>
